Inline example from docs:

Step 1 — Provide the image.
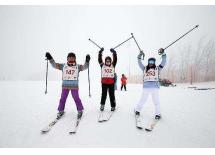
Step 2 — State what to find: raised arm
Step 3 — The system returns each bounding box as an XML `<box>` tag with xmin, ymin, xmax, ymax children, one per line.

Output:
<box><xmin>50</xmin><ymin>60</ymin><xmax>64</xmax><ymax>70</ymax></box>
<box><xmin>98</xmin><ymin>48</ymin><xmax>104</xmax><ymax>67</ymax></box>
<box><xmin>79</xmin><ymin>54</ymin><xmax>90</xmax><ymax>71</ymax></box>
<box><xmin>110</xmin><ymin>48</ymin><xmax>117</xmax><ymax>67</ymax></box>
<box><xmin>158</xmin><ymin>48</ymin><xmax>167</xmax><ymax>70</ymax></box>
<box><xmin>45</xmin><ymin>52</ymin><xmax>63</xmax><ymax>70</ymax></box>
<box><xmin>137</xmin><ymin>51</ymin><xmax>145</xmax><ymax>71</ymax></box>
<box><xmin>158</xmin><ymin>54</ymin><xmax>167</xmax><ymax>70</ymax></box>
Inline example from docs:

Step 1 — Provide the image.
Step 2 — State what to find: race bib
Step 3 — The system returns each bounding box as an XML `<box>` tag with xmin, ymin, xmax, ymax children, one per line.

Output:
<box><xmin>62</xmin><ymin>64</ymin><xmax>79</xmax><ymax>80</ymax></box>
<box><xmin>144</xmin><ymin>67</ymin><xmax>159</xmax><ymax>82</ymax></box>
<box><xmin>101</xmin><ymin>65</ymin><xmax>115</xmax><ymax>78</ymax></box>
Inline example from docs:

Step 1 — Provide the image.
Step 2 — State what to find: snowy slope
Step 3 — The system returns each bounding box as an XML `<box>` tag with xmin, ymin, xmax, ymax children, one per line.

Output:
<box><xmin>0</xmin><ymin>81</ymin><xmax>215</xmax><ymax>147</ymax></box>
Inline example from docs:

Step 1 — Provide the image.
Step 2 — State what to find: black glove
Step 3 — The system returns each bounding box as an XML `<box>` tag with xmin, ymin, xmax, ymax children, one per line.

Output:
<box><xmin>158</xmin><ymin>48</ymin><xmax>165</xmax><ymax>55</ymax></box>
<box><xmin>110</xmin><ymin>48</ymin><xmax>116</xmax><ymax>53</ymax></box>
<box><xmin>45</xmin><ymin>52</ymin><xmax>53</xmax><ymax>60</ymax></box>
<box><xmin>86</xmin><ymin>54</ymin><xmax>91</xmax><ymax>63</ymax></box>
<box><xmin>99</xmin><ymin>47</ymin><xmax>104</xmax><ymax>54</ymax></box>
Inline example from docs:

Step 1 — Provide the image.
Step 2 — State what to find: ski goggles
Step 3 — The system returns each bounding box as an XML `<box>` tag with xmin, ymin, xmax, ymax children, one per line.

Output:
<box><xmin>148</xmin><ymin>60</ymin><xmax>155</xmax><ymax>64</ymax></box>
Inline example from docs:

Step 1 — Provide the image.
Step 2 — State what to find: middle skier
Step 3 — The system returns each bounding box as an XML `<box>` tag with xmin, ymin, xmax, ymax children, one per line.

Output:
<box><xmin>98</xmin><ymin>48</ymin><xmax>117</xmax><ymax>112</ymax></box>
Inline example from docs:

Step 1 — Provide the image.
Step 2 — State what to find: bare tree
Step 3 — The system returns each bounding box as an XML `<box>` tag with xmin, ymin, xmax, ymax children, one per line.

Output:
<box><xmin>201</xmin><ymin>40</ymin><xmax>215</xmax><ymax>81</ymax></box>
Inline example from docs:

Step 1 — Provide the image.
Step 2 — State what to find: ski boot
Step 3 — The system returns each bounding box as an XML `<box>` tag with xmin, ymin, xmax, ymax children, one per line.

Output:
<box><xmin>155</xmin><ymin>114</ymin><xmax>161</xmax><ymax>120</ymax></box>
<box><xmin>111</xmin><ymin>107</ymin><xmax>116</xmax><ymax>112</ymax></box>
<box><xmin>57</xmin><ymin>111</ymin><xmax>65</xmax><ymax>119</ymax></box>
<box><xmin>77</xmin><ymin>111</ymin><xmax>83</xmax><ymax>120</ymax></box>
<box><xmin>135</xmin><ymin>110</ymin><xmax>140</xmax><ymax>117</ymax></box>
<box><xmin>100</xmin><ymin>105</ymin><xmax>105</xmax><ymax>111</ymax></box>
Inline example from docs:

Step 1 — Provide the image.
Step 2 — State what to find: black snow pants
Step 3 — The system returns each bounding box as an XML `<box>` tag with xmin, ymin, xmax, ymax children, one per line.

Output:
<box><xmin>100</xmin><ymin>83</ymin><xmax>116</xmax><ymax>108</ymax></box>
<box><xmin>121</xmin><ymin>84</ymin><xmax>127</xmax><ymax>91</ymax></box>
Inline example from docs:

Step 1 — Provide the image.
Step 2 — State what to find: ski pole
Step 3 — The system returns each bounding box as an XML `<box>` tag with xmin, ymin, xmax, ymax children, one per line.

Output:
<box><xmin>113</xmin><ymin>36</ymin><xmax>133</xmax><ymax>50</ymax></box>
<box><xmin>164</xmin><ymin>25</ymin><xmax>199</xmax><ymax>50</ymax></box>
<box><xmin>88</xmin><ymin>38</ymin><xmax>102</xmax><ymax>49</ymax></box>
<box><xmin>131</xmin><ymin>33</ymin><xmax>142</xmax><ymax>52</ymax></box>
<box><xmin>88</xmin><ymin>63</ymin><xmax>91</xmax><ymax>97</ymax></box>
<box><xmin>131</xmin><ymin>33</ymin><xmax>144</xmax><ymax>60</ymax></box>
<box><xmin>45</xmin><ymin>58</ymin><xmax>48</xmax><ymax>94</ymax></box>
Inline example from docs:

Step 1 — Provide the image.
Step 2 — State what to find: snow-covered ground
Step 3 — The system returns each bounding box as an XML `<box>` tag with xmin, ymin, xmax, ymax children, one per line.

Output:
<box><xmin>0</xmin><ymin>81</ymin><xmax>215</xmax><ymax>147</ymax></box>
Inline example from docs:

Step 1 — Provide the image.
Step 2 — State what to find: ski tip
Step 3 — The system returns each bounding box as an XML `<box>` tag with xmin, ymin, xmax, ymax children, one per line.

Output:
<box><xmin>145</xmin><ymin>128</ymin><xmax>152</xmax><ymax>132</ymax></box>
<box><xmin>136</xmin><ymin>126</ymin><xmax>143</xmax><ymax>130</ymax></box>
<box><xmin>41</xmin><ymin>130</ymin><xmax>48</xmax><ymax>134</ymax></box>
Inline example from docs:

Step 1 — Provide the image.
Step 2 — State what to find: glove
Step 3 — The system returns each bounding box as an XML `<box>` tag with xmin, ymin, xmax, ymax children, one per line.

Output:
<box><xmin>99</xmin><ymin>47</ymin><xmax>104</xmax><ymax>54</ymax></box>
<box><xmin>86</xmin><ymin>54</ymin><xmax>91</xmax><ymax>63</ymax></box>
<box><xmin>110</xmin><ymin>48</ymin><xmax>116</xmax><ymax>53</ymax></box>
<box><xmin>158</xmin><ymin>48</ymin><xmax>165</xmax><ymax>55</ymax></box>
<box><xmin>137</xmin><ymin>51</ymin><xmax>145</xmax><ymax>59</ymax></box>
<box><xmin>45</xmin><ymin>52</ymin><xmax>53</xmax><ymax>60</ymax></box>
<box><xmin>140</xmin><ymin>50</ymin><xmax>144</xmax><ymax>55</ymax></box>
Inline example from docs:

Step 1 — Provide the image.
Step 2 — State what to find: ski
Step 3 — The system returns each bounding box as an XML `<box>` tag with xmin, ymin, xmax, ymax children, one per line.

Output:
<box><xmin>98</xmin><ymin>111</ymin><xmax>105</xmax><ymax>122</ymax></box>
<box><xmin>103</xmin><ymin>111</ymin><xmax>114</xmax><ymax>121</ymax></box>
<box><xmin>41</xmin><ymin>114</ymin><xmax>64</xmax><ymax>133</ymax></box>
<box><xmin>69</xmin><ymin>118</ymin><xmax>81</xmax><ymax>134</ymax></box>
<box><xmin>145</xmin><ymin>119</ymin><xmax>159</xmax><ymax>132</ymax></box>
<box><xmin>135</xmin><ymin>115</ymin><xmax>143</xmax><ymax>130</ymax></box>
<box><xmin>98</xmin><ymin>108</ymin><xmax>117</xmax><ymax>123</ymax></box>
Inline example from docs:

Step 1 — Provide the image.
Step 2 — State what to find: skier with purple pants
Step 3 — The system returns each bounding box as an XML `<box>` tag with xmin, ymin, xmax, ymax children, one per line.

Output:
<box><xmin>45</xmin><ymin>52</ymin><xmax>90</xmax><ymax>119</ymax></box>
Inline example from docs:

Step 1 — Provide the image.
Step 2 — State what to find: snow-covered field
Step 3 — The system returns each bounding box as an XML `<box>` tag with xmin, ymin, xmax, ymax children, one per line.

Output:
<box><xmin>0</xmin><ymin>81</ymin><xmax>215</xmax><ymax>147</ymax></box>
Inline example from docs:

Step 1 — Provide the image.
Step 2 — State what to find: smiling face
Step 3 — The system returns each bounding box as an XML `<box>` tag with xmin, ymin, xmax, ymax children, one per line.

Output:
<box><xmin>67</xmin><ymin>56</ymin><xmax>76</xmax><ymax>64</ymax></box>
<box><xmin>105</xmin><ymin>56</ymin><xmax>112</xmax><ymax>66</ymax></box>
<box><xmin>105</xmin><ymin>59</ymin><xmax>111</xmax><ymax>66</ymax></box>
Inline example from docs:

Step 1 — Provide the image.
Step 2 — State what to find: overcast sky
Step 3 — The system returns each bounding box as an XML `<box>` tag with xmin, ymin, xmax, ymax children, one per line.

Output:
<box><xmin>0</xmin><ymin>6</ymin><xmax>215</xmax><ymax>81</ymax></box>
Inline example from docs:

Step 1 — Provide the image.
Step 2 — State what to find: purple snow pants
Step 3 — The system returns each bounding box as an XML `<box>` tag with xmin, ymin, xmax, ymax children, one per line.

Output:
<box><xmin>58</xmin><ymin>89</ymin><xmax>84</xmax><ymax>112</ymax></box>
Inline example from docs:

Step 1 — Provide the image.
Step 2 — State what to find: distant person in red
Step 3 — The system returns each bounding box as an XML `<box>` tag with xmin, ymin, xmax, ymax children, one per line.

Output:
<box><xmin>121</xmin><ymin>74</ymin><xmax>127</xmax><ymax>91</ymax></box>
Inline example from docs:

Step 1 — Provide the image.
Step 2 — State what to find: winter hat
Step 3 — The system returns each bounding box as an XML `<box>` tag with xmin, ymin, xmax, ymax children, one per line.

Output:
<box><xmin>67</xmin><ymin>52</ymin><xmax>76</xmax><ymax>58</ymax></box>
<box><xmin>148</xmin><ymin>57</ymin><xmax>156</xmax><ymax>65</ymax></box>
